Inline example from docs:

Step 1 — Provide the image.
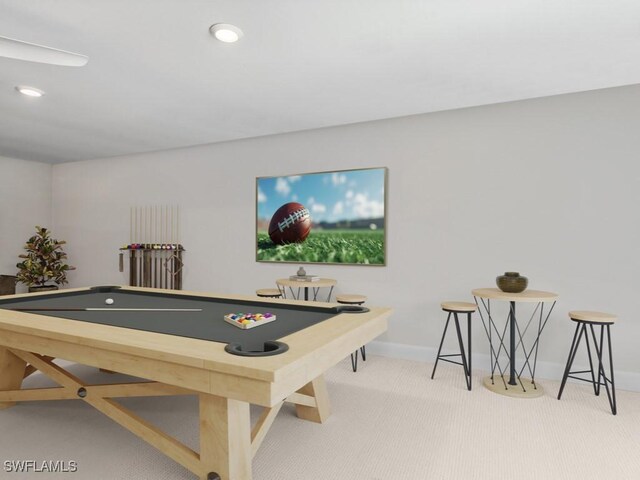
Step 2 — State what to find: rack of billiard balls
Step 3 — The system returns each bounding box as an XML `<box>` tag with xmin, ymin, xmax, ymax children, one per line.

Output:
<box><xmin>123</xmin><ymin>243</ymin><xmax>184</xmax><ymax>251</ymax></box>
<box><xmin>224</xmin><ymin>313</ymin><xmax>277</xmax><ymax>329</ymax></box>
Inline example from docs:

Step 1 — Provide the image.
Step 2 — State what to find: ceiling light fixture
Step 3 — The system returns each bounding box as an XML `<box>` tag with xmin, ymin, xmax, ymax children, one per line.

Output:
<box><xmin>209</xmin><ymin>23</ymin><xmax>244</xmax><ymax>43</ymax></box>
<box><xmin>15</xmin><ymin>85</ymin><xmax>45</xmax><ymax>97</ymax></box>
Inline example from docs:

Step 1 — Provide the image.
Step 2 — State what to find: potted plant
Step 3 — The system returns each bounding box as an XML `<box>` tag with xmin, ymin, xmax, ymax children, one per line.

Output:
<box><xmin>16</xmin><ymin>226</ymin><xmax>75</xmax><ymax>292</ymax></box>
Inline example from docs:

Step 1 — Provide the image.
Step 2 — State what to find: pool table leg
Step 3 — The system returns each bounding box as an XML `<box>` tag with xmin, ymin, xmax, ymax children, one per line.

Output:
<box><xmin>200</xmin><ymin>393</ymin><xmax>252</xmax><ymax>480</ymax></box>
<box><xmin>294</xmin><ymin>375</ymin><xmax>330</xmax><ymax>424</ymax></box>
<box><xmin>0</xmin><ymin>347</ymin><xmax>26</xmax><ymax>410</ymax></box>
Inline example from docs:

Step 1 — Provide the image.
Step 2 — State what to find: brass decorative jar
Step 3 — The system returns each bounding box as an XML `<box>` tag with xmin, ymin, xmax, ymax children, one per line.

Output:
<box><xmin>496</xmin><ymin>272</ymin><xmax>528</xmax><ymax>293</ymax></box>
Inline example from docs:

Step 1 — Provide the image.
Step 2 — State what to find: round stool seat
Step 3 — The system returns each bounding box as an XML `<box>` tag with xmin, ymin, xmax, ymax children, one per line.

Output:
<box><xmin>569</xmin><ymin>311</ymin><xmax>616</xmax><ymax>324</ymax></box>
<box><xmin>336</xmin><ymin>294</ymin><xmax>367</xmax><ymax>305</ymax></box>
<box><xmin>441</xmin><ymin>301</ymin><xmax>477</xmax><ymax>313</ymax></box>
<box><xmin>256</xmin><ymin>288</ymin><xmax>282</xmax><ymax>298</ymax></box>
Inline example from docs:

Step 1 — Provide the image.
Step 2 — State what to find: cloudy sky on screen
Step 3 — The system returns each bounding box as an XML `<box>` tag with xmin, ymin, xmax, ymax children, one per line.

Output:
<box><xmin>257</xmin><ymin>168</ymin><xmax>385</xmax><ymax>223</ymax></box>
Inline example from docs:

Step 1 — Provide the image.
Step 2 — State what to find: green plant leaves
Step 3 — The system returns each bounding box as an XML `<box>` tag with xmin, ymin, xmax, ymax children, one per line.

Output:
<box><xmin>15</xmin><ymin>226</ymin><xmax>75</xmax><ymax>287</ymax></box>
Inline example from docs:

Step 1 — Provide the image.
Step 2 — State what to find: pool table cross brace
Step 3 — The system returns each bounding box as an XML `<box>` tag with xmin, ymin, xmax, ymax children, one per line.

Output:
<box><xmin>23</xmin><ymin>355</ymin><xmax>54</xmax><ymax>379</ymax></box>
<box><xmin>0</xmin><ymin>348</ymin><xmax>329</xmax><ymax>480</ymax></box>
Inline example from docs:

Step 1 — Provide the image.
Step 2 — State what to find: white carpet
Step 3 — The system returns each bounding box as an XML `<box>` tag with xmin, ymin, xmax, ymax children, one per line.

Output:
<box><xmin>1</xmin><ymin>356</ymin><xmax>639</xmax><ymax>480</ymax></box>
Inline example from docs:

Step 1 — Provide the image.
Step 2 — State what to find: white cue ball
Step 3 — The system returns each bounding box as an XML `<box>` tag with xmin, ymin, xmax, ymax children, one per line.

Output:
<box><xmin>105</xmin><ymin>298</ymin><xmax>114</xmax><ymax>305</ymax></box>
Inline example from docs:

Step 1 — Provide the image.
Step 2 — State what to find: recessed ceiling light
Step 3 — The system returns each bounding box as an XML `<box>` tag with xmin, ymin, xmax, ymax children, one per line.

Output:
<box><xmin>209</xmin><ymin>23</ymin><xmax>244</xmax><ymax>43</ymax></box>
<box><xmin>16</xmin><ymin>86</ymin><xmax>45</xmax><ymax>97</ymax></box>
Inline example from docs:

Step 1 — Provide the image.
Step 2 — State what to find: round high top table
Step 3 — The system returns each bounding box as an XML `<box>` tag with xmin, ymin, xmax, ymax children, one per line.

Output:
<box><xmin>472</xmin><ymin>288</ymin><xmax>558</xmax><ymax>398</ymax></box>
<box><xmin>276</xmin><ymin>278</ymin><xmax>337</xmax><ymax>302</ymax></box>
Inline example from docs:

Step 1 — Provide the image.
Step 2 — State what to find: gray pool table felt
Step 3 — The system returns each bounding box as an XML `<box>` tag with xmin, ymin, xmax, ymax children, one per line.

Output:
<box><xmin>0</xmin><ymin>290</ymin><xmax>337</xmax><ymax>352</ymax></box>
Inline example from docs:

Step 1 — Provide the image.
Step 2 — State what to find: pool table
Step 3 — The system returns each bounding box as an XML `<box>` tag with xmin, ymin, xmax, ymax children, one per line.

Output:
<box><xmin>0</xmin><ymin>286</ymin><xmax>391</xmax><ymax>480</ymax></box>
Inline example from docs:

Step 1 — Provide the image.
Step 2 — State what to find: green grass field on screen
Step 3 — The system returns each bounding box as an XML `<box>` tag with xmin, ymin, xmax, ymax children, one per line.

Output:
<box><xmin>257</xmin><ymin>229</ymin><xmax>384</xmax><ymax>264</ymax></box>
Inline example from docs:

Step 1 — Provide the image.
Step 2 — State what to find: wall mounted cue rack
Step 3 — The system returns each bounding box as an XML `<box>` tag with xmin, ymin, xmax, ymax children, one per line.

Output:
<box><xmin>119</xmin><ymin>205</ymin><xmax>185</xmax><ymax>290</ymax></box>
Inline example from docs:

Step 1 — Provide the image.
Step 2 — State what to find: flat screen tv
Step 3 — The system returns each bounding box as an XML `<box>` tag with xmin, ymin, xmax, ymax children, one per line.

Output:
<box><xmin>256</xmin><ymin>167</ymin><xmax>387</xmax><ymax>265</ymax></box>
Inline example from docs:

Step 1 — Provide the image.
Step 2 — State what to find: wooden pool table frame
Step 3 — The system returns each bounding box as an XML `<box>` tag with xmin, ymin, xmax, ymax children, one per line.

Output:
<box><xmin>0</xmin><ymin>286</ymin><xmax>390</xmax><ymax>480</ymax></box>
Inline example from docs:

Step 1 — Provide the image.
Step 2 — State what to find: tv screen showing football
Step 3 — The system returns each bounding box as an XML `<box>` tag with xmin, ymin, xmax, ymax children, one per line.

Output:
<box><xmin>256</xmin><ymin>167</ymin><xmax>387</xmax><ymax>265</ymax></box>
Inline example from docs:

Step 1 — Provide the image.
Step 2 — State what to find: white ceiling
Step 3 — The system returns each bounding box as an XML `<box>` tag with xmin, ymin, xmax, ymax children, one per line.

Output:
<box><xmin>1</xmin><ymin>0</ymin><xmax>639</xmax><ymax>164</ymax></box>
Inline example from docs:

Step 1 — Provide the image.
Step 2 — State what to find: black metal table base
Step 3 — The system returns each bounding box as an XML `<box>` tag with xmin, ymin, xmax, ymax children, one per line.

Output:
<box><xmin>482</xmin><ymin>375</ymin><xmax>543</xmax><ymax>398</ymax></box>
<box><xmin>280</xmin><ymin>285</ymin><xmax>334</xmax><ymax>302</ymax></box>
<box><xmin>474</xmin><ymin>297</ymin><xmax>556</xmax><ymax>395</ymax></box>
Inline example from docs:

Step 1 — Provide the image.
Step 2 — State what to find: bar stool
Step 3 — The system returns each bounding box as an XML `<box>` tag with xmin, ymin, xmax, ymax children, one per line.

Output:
<box><xmin>256</xmin><ymin>289</ymin><xmax>282</xmax><ymax>299</ymax></box>
<box><xmin>431</xmin><ymin>301</ymin><xmax>476</xmax><ymax>390</ymax></box>
<box><xmin>337</xmin><ymin>294</ymin><xmax>367</xmax><ymax>372</ymax></box>
<box><xmin>558</xmin><ymin>311</ymin><xmax>617</xmax><ymax>415</ymax></box>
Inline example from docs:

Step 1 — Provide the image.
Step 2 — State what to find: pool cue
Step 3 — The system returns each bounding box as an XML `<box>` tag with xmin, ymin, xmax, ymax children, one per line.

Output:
<box><xmin>157</xmin><ymin>205</ymin><xmax>160</xmax><ymax>288</ymax></box>
<box><xmin>159</xmin><ymin>204</ymin><xmax>162</xmax><ymax>289</ymax></box>
<box><xmin>158</xmin><ymin>205</ymin><xmax>162</xmax><ymax>288</ymax></box>
<box><xmin>140</xmin><ymin>207</ymin><xmax>143</xmax><ymax>287</ymax></box>
<box><xmin>178</xmin><ymin>206</ymin><xmax>183</xmax><ymax>290</ymax></box>
<box><xmin>151</xmin><ymin>205</ymin><xmax>158</xmax><ymax>288</ymax></box>
<box><xmin>130</xmin><ymin>207</ymin><xmax>136</xmax><ymax>286</ymax></box>
<box><xmin>164</xmin><ymin>205</ymin><xmax>168</xmax><ymax>289</ymax></box>
<box><xmin>172</xmin><ymin>205</ymin><xmax>176</xmax><ymax>290</ymax></box>
<box><xmin>157</xmin><ymin>205</ymin><xmax>161</xmax><ymax>288</ymax></box>
<box><xmin>174</xmin><ymin>205</ymin><xmax>179</xmax><ymax>289</ymax></box>
<box><xmin>163</xmin><ymin>204</ymin><xmax>167</xmax><ymax>288</ymax></box>
<box><xmin>134</xmin><ymin>206</ymin><xmax>138</xmax><ymax>286</ymax></box>
<box><xmin>118</xmin><ymin>208</ymin><xmax>124</xmax><ymax>273</ymax></box>
<box><xmin>143</xmin><ymin>205</ymin><xmax>148</xmax><ymax>287</ymax></box>
<box><xmin>145</xmin><ymin>205</ymin><xmax>153</xmax><ymax>287</ymax></box>
<box><xmin>166</xmin><ymin>206</ymin><xmax>170</xmax><ymax>288</ymax></box>
<box><xmin>170</xmin><ymin>205</ymin><xmax>174</xmax><ymax>289</ymax></box>
<box><xmin>177</xmin><ymin>205</ymin><xmax>180</xmax><ymax>289</ymax></box>
<box><xmin>144</xmin><ymin>206</ymin><xmax>151</xmax><ymax>287</ymax></box>
<box><xmin>149</xmin><ymin>204</ymin><xmax>153</xmax><ymax>285</ymax></box>
<box><xmin>150</xmin><ymin>205</ymin><xmax>153</xmax><ymax>287</ymax></box>
<box><xmin>138</xmin><ymin>206</ymin><xmax>143</xmax><ymax>287</ymax></box>
<box><xmin>129</xmin><ymin>207</ymin><xmax>136</xmax><ymax>286</ymax></box>
<box><xmin>175</xmin><ymin>205</ymin><xmax>181</xmax><ymax>290</ymax></box>
<box><xmin>141</xmin><ymin>206</ymin><xmax>145</xmax><ymax>287</ymax></box>
<box><xmin>131</xmin><ymin>207</ymin><xmax>134</xmax><ymax>286</ymax></box>
<box><xmin>12</xmin><ymin>307</ymin><xmax>203</xmax><ymax>312</ymax></box>
<box><xmin>167</xmin><ymin>204</ymin><xmax>172</xmax><ymax>288</ymax></box>
<box><xmin>163</xmin><ymin>205</ymin><xmax>167</xmax><ymax>289</ymax></box>
<box><xmin>174</xmin><ymin>206</ymin><xmax>179</xmax><ymax>290</ymax></box>
<box><xmin>121</xmin><ymin>206</ymin><xmax>129</xmax><ymax>276</ymax></box>
<box><xmin>120</xmin><ymin>206</ymin><xmax>129</xmax><ymax>274</ymax></box>
<box><xmin>166</xmin><ymin>204</ymin><xmax>171</xmax><ymax>288</ymax></box>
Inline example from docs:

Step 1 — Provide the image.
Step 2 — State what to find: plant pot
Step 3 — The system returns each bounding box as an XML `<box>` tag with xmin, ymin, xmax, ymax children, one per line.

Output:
<box><xmin>28</xmin><ymin>285</ymin><xmax>59</xmax><ymax>293</ymax></box>
<box><xmin>0</xmin><ymin>275</ymin><xmax>17</xmax><ymax>296</ymax></box>
<box><xmin>496</xmin><ymin>272</ymin><xmax>528</xmax><ymax>293</ymax></box>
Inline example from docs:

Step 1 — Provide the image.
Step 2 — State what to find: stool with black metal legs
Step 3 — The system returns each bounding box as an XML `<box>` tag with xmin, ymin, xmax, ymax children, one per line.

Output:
<box><xmin>431</xmin><ymin>302</ymin><xmax>476</xmax><ymax>390</ymax></box>
<box><xmin>336</xmin><ymin>294</ymin><xmax>368</xmax><ymax>372</ymax></box>
<box><xmin>557</xmin><ymin>311</ymin><xmax>617</xmax><ymax>415</ymax></box>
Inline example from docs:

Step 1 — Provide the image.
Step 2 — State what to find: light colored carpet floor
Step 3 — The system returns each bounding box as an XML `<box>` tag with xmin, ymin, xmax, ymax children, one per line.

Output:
<box><xmin>1</xmin><ymin>355</ymin><xmax>639</xmax><ymax>480</ymax></box>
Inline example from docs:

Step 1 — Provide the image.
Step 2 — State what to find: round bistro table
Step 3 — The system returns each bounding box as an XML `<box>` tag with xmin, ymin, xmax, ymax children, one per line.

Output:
<box><xmin>472</xmin><ymin>288</ymin><xmax>558</xmax><ymax>398</ymax></box>
<box><xmin>276</xmin><ymin>278</ymin><xmax>337</xmax><ymax>302</ymax></box>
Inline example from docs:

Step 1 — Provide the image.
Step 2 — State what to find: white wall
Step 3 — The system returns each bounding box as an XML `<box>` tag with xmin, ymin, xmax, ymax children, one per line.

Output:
<box><xmin>52</xmin><ymin>85</ymin><xmax>640</xmax><ymax>388</ymax></box>
<box><xmin>0</xmin><ymin>156</ymin><xmax>52</xmax><ymax>291</ymax></box>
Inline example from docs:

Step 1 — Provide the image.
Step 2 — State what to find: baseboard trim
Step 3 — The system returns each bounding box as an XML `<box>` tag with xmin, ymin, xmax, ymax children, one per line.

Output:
<box><xmin>366</xmin><ymin>340</ymin><xmax>640</xmax><ymax>393</ymax></box>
